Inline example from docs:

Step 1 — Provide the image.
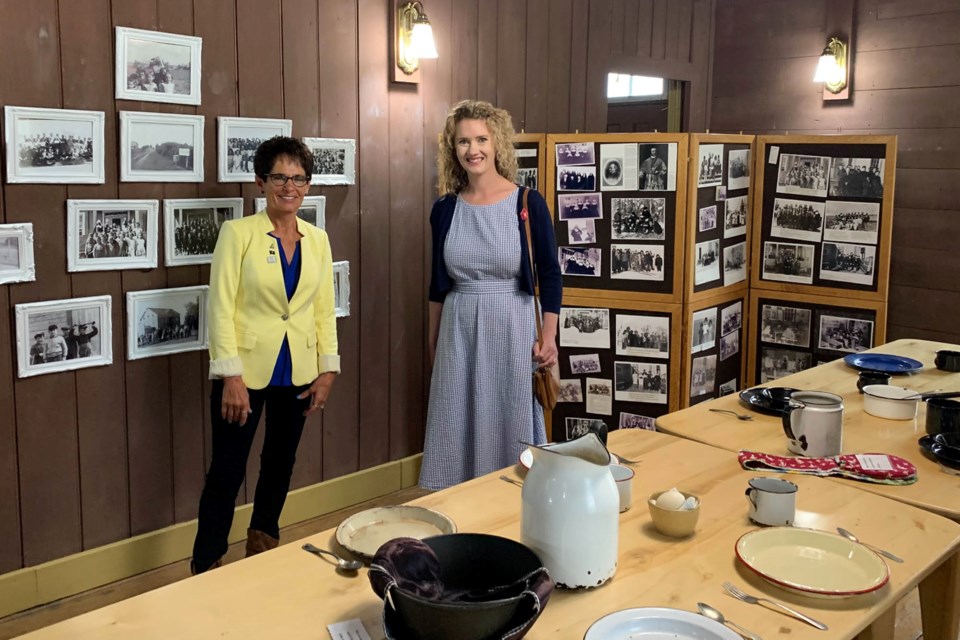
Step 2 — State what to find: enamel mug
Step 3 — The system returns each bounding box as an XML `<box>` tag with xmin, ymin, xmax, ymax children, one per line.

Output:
<box><xmin>745</xmin><ymin>477</ymin><xmax>797</xmax><ymax>526</ymax></box>
<box><xmin>781</xmin><ymin>390</ymin><xmax>843</xmax><ymax>457</ymax></box>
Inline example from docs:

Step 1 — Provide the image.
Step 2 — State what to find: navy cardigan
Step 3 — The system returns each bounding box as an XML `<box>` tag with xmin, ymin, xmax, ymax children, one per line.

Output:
<box><xmin>428</xmin><ymin>187</ymin><xmax>562</xmax><ymax>314</ymax></box>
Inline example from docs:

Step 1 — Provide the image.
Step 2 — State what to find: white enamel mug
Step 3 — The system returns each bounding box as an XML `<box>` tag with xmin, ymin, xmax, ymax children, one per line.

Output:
<box><xmin>609</xmin><ymin>464</ymin><xmax>634</xmax><ymax>513</ymax></box>
<box><xmin>745</xmin><ymin>477</ymin><xmax>797</xmax><ymax>526</ymax></box>
<box><xmin>781</xmin><ymin>390</ymin><xmax>844</xmax><ymax>457</ymax></box>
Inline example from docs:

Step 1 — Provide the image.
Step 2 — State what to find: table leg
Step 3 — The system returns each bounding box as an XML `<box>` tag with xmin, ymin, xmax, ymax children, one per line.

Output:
<box><xmin>854</xmin><ymin>604</ymin><xmax>895</xmax><ymax>640</ymax></box>
<box><xmin>919</xmin><ymin>549</ymin><xmax>960</xmax><ymax>640</ymax></box>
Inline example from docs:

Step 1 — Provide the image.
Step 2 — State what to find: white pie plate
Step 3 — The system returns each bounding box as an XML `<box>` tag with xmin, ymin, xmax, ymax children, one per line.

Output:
<box><xmin>584</xmin><ymin>607</ymin><xmax>741</xmax><ymax>640</ymax></box>
<box><xmin>335</xmin><ymin>506</ymin><xmax>456</xmax><ymax>560</ymax></box>
<box><xmin>518</xmin><ymin>446</ymin><xmax>619</xmax><ymax>470</ymax></box>
<box><xmin>735</xmin><ymin>527</ymin><xmax>889</xmax><ymax>598</ymax></box>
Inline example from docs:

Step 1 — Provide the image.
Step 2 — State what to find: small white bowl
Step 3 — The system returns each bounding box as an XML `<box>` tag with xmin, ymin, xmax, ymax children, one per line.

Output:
<box><xmin>862</xmin><ymin>384</ymin><xmax>919</xmax><ymax>420</ymax></box>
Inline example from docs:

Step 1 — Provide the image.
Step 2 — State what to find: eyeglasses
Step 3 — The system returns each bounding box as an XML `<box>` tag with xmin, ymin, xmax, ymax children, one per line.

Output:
<box><xmin>263</xmin><ymin>173</ymin><xmax>310</xmax><ymax>187</ymax></box>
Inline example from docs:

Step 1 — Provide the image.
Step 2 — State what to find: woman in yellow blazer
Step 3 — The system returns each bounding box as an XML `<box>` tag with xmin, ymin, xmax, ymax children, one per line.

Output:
<box><xmin>192</xmin><ymin>137</ymin><xmax>339</xmax><ymax>574</ymax></box>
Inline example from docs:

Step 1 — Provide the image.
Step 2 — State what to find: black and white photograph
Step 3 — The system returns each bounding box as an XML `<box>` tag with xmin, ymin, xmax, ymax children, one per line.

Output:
<box><xmin>558</xmin><ymin>166</ymin><xmax>596</xmax><ymax>191</ymax></box>
<box><xmin>127</xmin><ymin>286</ymin><xmax>208</xmax><ymax>360</ymax></box>
<box><xmin>0</xmin><ymin>223</ymin><xmax>35</xmax><ymax>284</ymax></box>
<box><xmin>723</xmin><ymin>241</ymin><xmax>747</xmax><ymax>286</ymax></box>
<box><xmin>760</xmin><ymin>304</ymin><xmax>811</xmax><ymax>348</ymax></box>
<box><xmin>694</xmin><ymin>239</ymin><xmax>721</xmax><ymax>285</ymax></box>
<box><xmin>724</xmin><ymin>195</ymin><xmax>747</xmax><ymax>238</ymax></box>
<box><xmin>302</xmin><ymin>137</ymin><xmax>356</xmax><ymax>185</ymax></box>
<box><xmin>585</xmin><ymin>377</ymin><xmax>613</xmax><ymax>416</ymax></box>
<box><xmin>728</xmin><ymin>148</ymin><xmax>751</xmax><ymax>190</ymax></box>
<box><xmin>718</xmin><ymin>378</ymin><xmax>738</xmax><ymax>397</ymax></box>
<box><xmin>716</xmin><ymin>186</ymin><xmax>727</xmax><ymax>201</ymax></box>
<box><xmin>638</xmin><ymin>143</ymin><xmax>675</xmax><ymax>191</ymax></box>
<box><xmin>828</xmin><ymin>157</ymin><xmax>884</xmax><ymax>198</ymax></box>
<box><xmin>720</xmin><ymin>331</ymin><xmax>739</xmax><ymax>361</ymax></box>
<box><xmin>218</xmin><ymin>117</ymin><xmax>292</xmax><ymax>182</ymax></box>
<box><xmin>776</xmin><ymin>153</ymin><xmax>830</xmax><ymax>198</ymax></box>
<box><xmin>691</xmin><ymin>307</ymin><xmax>716</xmax><ymax>353</ymax></box>
<box><xmin>558</xmin><ymin>192</ymin><xmax>603</xmax><ymax>220</ymax></box>
<box><xmin>517</xmin><ymin>168</ymin><xmax>538</xmax><ymax>191</ymax></box>
<box><xmin>558</xmin><ymin>379</ymin><xmax>583</xmax><ymax>403</ymax></box>
<box><xmin>119</xmin><ymin>111</ymin><xmax>204</xmax><ymax>182</ymax></box>
<box><xmin>611</xmin><ymin>197</ymin><xmax>665</xmax><ymax>241</ymax></box>
<box><xmin>164</xmin><ymin>198</ymin><xmax>242</xmax><ymax>266</ymax></box>
<box><xmin>556</xmin><ymin>142</ymin><xmax>595</xmax><ymax>166</ymax></box>
<box><xmin>820</xmin><ymin>241</ymin><xmax>876</xmax><ymax>286</ymax></box>
<box><xmin>614</xmin><ymin>361</ymin><xmax>668</xmax><ymax>404</ymax></box>
<box><xmin>561</xmin><ymin>308</ymin><xmax>610</xmax><ymax>348</ymax></box>
<box><xmin>567</xmin><ymin>219</ymin><xmax>597</xmax><ymax>244</ymax></box>
<box><xmin>819</xmin><ymin>315</ymin><xmax>874</xmax><ymax>353</ymax></box>
<box><xmin>721</xmin><ymin>301</ymin><xmax>742</xmax><ymax>336</ymax></box>
<box><xmin>333</xmin><ymin>260</ymin><xmax>351</xmax><ymax>317</ymax></box>
<box><xmin>697</xmin><ymin>143</ymin><xmax>723</xmax><ymax>187</ymax></box>
<box><xmin>615</xmin><ymin>314</ymin><xmax>669</xmax><ymax>358</ymax></box>
<box><xmin>698</xmin><ymin>204</ymin><xmax>717</xmax><ymax>232</ymax></box>
<box><xmin>559</xmin><ymin>246</ymin><xmax>601</xmax><ymax>277</ymax></box>
<box><xmin>4</xmin><ymin>106</ymin><xmax>105</xmax><ymax>184</ymax></box>
<box><xmin>760</xmin><ymin>347</ymin><xmax>813</xmax><ymax>383</ymax></box>
<box><xmin>690</xmin><ymin>354</ymin><xmax>717</xmax><ymax>397</ymax></box>
<box><xmin>66</xmin><ymin>199</ymin><xmax>159</xmax><ymax>272</ymax></box>
<box><xmin>619</xmin><ymin>413</ymin><xmax>655</xmax><ymax>430</ymax></box>
<box><xmin>15</xmin><ymin>295</ymin><xmax>112</xmax><ymax>378</ymax></box>
<box><xmin>600</xmin><ymin>143</ymin><xmax>638</xmax><ymax>190</ymax></box>
<box><xmin>611</xmin><ymin>244</ymin><xmax>665</xmax><ymax>281</ymax></box>
<box><xmin>565</xmin><ymin>417</ymin><xmax>607</xmax><ymax>440</ymax></box>
<box><xmin>823</xmin><ymin>201</ymin><xmax>880</xmax><ymax>245</ymax></box>
<box><xmin>570</xmin><ymin>353</ymin><xmax>602</xmax><ymax>375</ymax></box>
<box><xmin>762</xmin><ymin>241</ymin><xmax>815</xmax><ymax>285</ymax></box>
<box><xmin>771</xmin><ymin>198</ymin><xmax>825</xmax><ymax>243</ymax></box>
<box><xmin>256</xmin><ymin>195</ymin><xmax>326</xmax><ymax>229</ymax></box>
<box><xmin>115</xmin><ymin>27</ymin><xmax>201</xmax><ymax>105</ymax></box>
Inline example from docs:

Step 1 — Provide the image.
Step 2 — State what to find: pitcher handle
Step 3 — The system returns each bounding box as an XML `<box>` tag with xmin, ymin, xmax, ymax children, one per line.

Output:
<box><xmin>781</xmin><ymin>400</ymin><xmax>803</xmax><ymax>441</ymax></box>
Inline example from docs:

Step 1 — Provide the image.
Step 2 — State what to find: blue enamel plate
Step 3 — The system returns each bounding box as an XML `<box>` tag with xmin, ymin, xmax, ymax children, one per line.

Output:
<box><xmin>844</xmin><ymin>353</ymin><xmax>923</xmax><ymax>375</ymax></box>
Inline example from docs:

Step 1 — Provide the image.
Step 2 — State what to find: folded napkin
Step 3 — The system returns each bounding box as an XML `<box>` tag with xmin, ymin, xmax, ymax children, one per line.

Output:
<box><xmin>739</xmin><ymin>451</ymin><xmax>917</xmax><ymax>485</ymax></box>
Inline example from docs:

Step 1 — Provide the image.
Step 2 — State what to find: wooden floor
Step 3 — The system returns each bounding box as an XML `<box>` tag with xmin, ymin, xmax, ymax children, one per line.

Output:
<box><xmin>0</xmin><ymin>485</ymin><xmax>935</xmax><ymax>640</ymax></box>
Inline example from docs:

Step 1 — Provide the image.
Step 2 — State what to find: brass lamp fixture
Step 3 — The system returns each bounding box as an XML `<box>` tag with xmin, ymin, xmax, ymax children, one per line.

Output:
<box><xmin>396</xmin><ymin>1</ymin><xmax>438</xmax><ymax>76</ymax></box>
<box><xmin>813</xmin><ymin>36</ymin><xmax>848</xmax><ymax>94</ymax></box>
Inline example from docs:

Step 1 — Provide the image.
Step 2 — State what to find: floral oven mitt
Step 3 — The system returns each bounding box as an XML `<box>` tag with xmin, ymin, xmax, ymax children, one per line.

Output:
<box><xmin>738</xmin><ymin>450</ymin><xmax>917</xmax><ymax>485</ymax></box>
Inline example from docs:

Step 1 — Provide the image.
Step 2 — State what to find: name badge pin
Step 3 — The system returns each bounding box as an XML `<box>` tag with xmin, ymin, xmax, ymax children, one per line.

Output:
<box><xmin>267</xmin><ymin>256</ymin><xmax>277</xmax><ymax>264</ymax></box>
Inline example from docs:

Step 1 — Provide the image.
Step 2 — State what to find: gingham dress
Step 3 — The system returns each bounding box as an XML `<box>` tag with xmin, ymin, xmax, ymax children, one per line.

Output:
<box><xmin>419</xmin><ymin>188</ymin><xmax>547</xmax><ymax>491</ymax></box>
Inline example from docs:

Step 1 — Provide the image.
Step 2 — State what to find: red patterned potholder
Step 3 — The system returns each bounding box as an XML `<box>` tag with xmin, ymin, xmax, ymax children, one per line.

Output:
<box><xmin>739</xmin><ymin>450</ymin><xmax>917</xmax><ymax>485</ymax></box>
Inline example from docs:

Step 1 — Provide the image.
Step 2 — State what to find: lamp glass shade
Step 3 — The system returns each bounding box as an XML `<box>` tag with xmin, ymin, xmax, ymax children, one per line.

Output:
<box><xmin>409</xmin><ymin>22</ymin><xmax>438</xmax><ymax>59</ymax></box>
<box><xmin>813</xmin><ymin>52</ymin><xmax>843</xmax><ymax>85</ymax></box>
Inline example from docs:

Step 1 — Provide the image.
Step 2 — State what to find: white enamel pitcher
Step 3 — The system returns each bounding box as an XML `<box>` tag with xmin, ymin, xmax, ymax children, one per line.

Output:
<box><xmin>520</xmin><ymin>433</ymin><xmax>619</xmax><ymax>589</ymax></box>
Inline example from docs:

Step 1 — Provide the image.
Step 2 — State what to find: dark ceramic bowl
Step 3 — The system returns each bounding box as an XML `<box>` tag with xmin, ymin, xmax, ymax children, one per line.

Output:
<box><xmin>925</xmin><ymin>397</ymin><xmax>960</xmax><ymax>436</ymax></box>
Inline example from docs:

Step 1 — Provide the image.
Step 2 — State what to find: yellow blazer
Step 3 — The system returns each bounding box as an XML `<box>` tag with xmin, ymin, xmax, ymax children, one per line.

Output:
<box><xmin>207</xmin><ymin>211</ymin><xmax>340</xmax><ymax>389</ymax></box>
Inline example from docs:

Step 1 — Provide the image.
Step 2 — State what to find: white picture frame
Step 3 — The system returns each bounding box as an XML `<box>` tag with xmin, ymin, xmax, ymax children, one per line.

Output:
<box><xmin>218</xmin><ymin>116</ymin><xmax>293</xmax><ymax>182</ymax></box>
<box><xmin>15</xmin><ymin>295</ymin><xmax>113</xmax><ymax>378</ymax></box>
<box><xmin>254</xmin><ymin>195</ymin><xmax>326</xmax><ymax>229</ymax></box>
<box><xmin>4</xmin><ymin>105</ymin><xmax>105</xmax><ymax>184</ymax></box>
<box><xmin>333</xmin><ymin>260</ymin><xmax>351</xmax><ymax>317</ymax></box>
<box><xmin>66</xmin><ymin>199</ymin><xmax>159</xmax><ymax>272</ymax></box>
<box><xmin>302</xmin><ymin>137</ymin><xmax>356</xmax><ymax>185</ymax></box>
<box><xmin>119</xmin><ymin>111</ymin><xmax>204</xmax><ymax>182</ymax></box>
<box><xmin>163</xmin><ymin>198</ymin><xmax>243</xmax><ymax>266</ymax></box>
<box><xmin>0</xmin><ymin>223</ymin><xmax>36</xmax><ymax>284</ymax></box>
<box><xmin>115</xmin><ymin>26</ymin><xmax>202</xmax><ymax>105</ymax></box>
<box><xmin>127</xmin><ymin>285</ymin><xmax>209</xmax><ymax>360</ymax></box>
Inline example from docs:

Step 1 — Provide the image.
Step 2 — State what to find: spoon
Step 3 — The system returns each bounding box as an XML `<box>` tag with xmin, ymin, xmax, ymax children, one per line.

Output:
<box><xmin>697</xmin><ymin>602</ymin><xmax>763</xmax><ymax>640</ymax></box>
<box><xmin>708</xmin><ymin>408</ymin><xmax>753</xmax><ymax>421</ymax></box>
<box><xmin>302</xmin><ymin>542</ymin><xmax>364</xmax><ymax>571</ymax></box>
<box><xmin>836</xmin><ymin>528</ymin><xmax>904</xmax><ymax>563</ymax></box>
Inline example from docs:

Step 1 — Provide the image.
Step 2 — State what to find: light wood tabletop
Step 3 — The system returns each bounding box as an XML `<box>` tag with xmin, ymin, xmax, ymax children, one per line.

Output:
<box><xmin>19</xmin><ymin>429</ymin><xmax>960</xmax><ymax>640</ymax></box>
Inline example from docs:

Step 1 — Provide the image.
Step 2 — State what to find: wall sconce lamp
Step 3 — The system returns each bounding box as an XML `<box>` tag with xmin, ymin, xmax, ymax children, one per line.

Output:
<box><xmin>396</xmin><ymin>1</ymin><xmax>438</xmax><ymax>81</ymax></box>
<box><xmin>813</xmin><ymin>36</ymin><xmax>848</xmax><ymax>95</ymax></box>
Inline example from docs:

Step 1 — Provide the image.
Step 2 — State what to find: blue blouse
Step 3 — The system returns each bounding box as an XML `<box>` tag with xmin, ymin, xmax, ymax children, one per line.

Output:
<box><xmin>268</xmin><ymin>235</ymin><xmax>302</xmax><ymax>386</ymax></box>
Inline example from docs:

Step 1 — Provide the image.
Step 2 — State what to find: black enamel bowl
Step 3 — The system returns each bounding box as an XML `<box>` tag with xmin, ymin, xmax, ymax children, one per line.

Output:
<box><xmin>925</xmin><ymin>397</ymin><xmax>960</xmax><ymax>436</ymax></box>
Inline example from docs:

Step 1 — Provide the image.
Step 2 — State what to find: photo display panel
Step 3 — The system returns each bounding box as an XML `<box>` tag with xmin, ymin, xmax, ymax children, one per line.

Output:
<box><xmin>688</xmin><ymin>296</ymin><xmax>746</xmax><ymax>406</ymax></box>
<box><xmin>514</xmin><ymin>140</ymin><xmax>541</xmax><ymax>194</ymax></box>
<box><xmin>759</xmin><ymin>142</ymin><xmax>887</xmax><ymax>292</ymax></box>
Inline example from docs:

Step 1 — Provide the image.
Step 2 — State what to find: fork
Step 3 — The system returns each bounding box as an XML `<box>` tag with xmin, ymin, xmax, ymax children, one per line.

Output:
<box><xmin>722</xmin><ymin>581</ymin><xmax>828</xmax><ymax>630</ymax></box>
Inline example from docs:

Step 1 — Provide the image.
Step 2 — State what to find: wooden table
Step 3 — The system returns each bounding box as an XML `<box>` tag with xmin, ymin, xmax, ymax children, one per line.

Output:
<box><xmin>19</xmin><ymin>429</ymin><xmax>960</xmax><ymax>640</ymax></box>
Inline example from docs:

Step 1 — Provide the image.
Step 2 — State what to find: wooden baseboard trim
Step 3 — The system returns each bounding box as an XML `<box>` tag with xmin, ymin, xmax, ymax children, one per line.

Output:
<box><xmin>0</xmin><ymin>454</ymin><xmax>423</xmax><ymax>619</ymax></box>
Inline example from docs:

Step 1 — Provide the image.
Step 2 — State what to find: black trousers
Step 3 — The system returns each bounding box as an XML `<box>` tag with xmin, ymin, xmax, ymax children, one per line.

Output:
<box><xmin>192</xmin><ymin>380</ymin><xmax>310</xmax><ymax>572</ymax></box>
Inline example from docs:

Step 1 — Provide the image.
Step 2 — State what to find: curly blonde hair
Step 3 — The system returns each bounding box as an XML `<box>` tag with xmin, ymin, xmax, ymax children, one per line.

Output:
<box><xmin>437</xmin><ymin>100</ymin><xmax>518</xmax><ymax>195</ymax></box>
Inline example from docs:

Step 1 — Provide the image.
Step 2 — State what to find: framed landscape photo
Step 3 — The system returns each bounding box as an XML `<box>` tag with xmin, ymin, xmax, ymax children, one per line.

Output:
<box><xmin>218</xmin><ymin>117</ymin><xmax>292</xmax><ymax>182</ymax></box>
<box><xmin>333</xmin><ymin>260</ymin><xmax>350</xmax><ymax>317</ymax></box>
<box><xmin>127</xmin><ymin>286</ymin><xmax>208</xmax><ymax>360</ymax></box>
<box><xmin>119</xmin><ymin>111</ymin><xmax>204</xmax><ymax>182</ymax></box>
<box><xmin>15</xmin><ymin>295</ymin><xmax>112</xmax><ymax>378</ymax></box>
<box><xmin>67</xmin><ymin>200</ymin><xmax>159</xmax><ymax>272</ymax></box>
<box><xmin>115</xmin><ymin>26</ymin><xmax>201</xmax><ymax>105</ymax></box>
<box><xmin>302</xmin><ymin>137</ymin><xmax>356</xmax><ymax>185</ymax></box>
<box><xmin>164</xmin><ymin>198</ymin><xmax>243</xmax><ymax>266</ymax></box>
<box><xmin>255</xmin><ymin>195</ymin><xmax>326</xmax><ymax>229</ymax></box>
<box><xmin>0</xmin><ymin>223</ymin><xmax>36</xmax><ymax>284</ymax></box>
<box><xmin>4</xmin><ymin>106</ymin><xmax>105</xmax><ymax>184</ymax></box>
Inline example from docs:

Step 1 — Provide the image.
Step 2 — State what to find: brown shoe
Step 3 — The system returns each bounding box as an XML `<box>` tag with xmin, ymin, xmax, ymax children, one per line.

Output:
<box><xmin>245</xmin><ymin>528</ymin><xmax>279</xmax><ymax>557</ymax></box>
<box><xmin>190</xmin><ymin>558</ymin><xmax>223</xmax><ymax>575</ymax></box>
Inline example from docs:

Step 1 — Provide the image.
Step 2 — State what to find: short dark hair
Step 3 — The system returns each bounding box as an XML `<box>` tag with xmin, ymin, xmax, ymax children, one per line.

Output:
<box><xmin>48</xmin><ymin>324</ymin><xmax>57</xmax><ymax>331</ymax></box>
<box><xmin>253</xmin><ymin>136</ymin><xmax>314</xmax><ymax>180</ymax></box>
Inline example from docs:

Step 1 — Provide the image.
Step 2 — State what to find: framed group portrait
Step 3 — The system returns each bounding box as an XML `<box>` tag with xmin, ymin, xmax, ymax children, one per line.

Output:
<box><xmin>333</xmin><ymin>260</ymin><xmax>350</xmax><ymax>317</ymax></box>
<box><xmin>218</xmin><ymin>116</ymin><xmax>292</xmax><ymax>182</ymax></box>
<box><xmin>163</xmin><ymin>198</ymin><xmax>243</xmax><ymax>266</ymax></box>
<box><xmin>66</xmin><ymin>199</ymin><xmax>159</xmax><ymax>272</ymax></box>
<box><xmin>302</xmin><ymin>137</ymin><xmax>356</xmax><ymax>185</ymax></box>
<box><xmin>127</xmin><ymin>285</ymin><xmax>209</xmax><ymax>360</ymax></box>
<box><xmin>255</xmin><ymin>195</ymin><xmax>326</xmax><ymax>229</ymax></box>
<box><xmin>119</xmin><ymin>111</ymin><xmax>204</xmax><ymax>182</ymax></box>
<box><xmin>115</xmin><ymin>26</ymin><xmax>202</xmax><ymax>105</ymax></box>
<box><xmin>15</xmin><ymin>295</ymin><xmax>113</xmax><ymax>378</ymax></box>
<box><xmin>4</xmin><ymin>105</ymin><xmax>105</xmax><ymax>184</ymax></box>
<box><xmin>0</xmin><ymin>223</ymin><xmax>36</xmax><ymax>284</ymax></box>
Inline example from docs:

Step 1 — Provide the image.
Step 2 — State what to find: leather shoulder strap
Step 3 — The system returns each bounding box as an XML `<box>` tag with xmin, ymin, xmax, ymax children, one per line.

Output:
<box><xmin>520</xmin><ymin>187</ymin><xmax>544</xmax><ymax>346</ymax></box>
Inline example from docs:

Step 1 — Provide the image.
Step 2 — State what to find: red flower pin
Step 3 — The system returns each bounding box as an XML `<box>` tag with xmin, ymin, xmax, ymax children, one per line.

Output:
<box><xmin>520</xmin><ymin>208</ymin><xmax>528</xmax><ymax>220</ymax></box>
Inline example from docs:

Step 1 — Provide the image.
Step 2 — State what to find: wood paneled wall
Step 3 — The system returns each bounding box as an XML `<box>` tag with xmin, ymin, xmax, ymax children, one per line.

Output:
<box><xmin>0</xmin><ymin>0</ymin><xmax>714</xmax><ymax>573</ymax></box>
<box><xmin>709</xmin><ymin>0</ymin><xmax>960</xmax><ymax>343</ymax></box>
